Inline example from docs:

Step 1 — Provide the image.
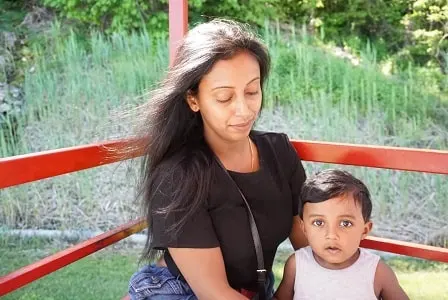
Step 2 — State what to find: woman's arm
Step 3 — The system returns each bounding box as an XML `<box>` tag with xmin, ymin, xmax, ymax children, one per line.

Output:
<box><xmin>169</xmin><ymin>247</ymin><xmax>249</xmax><ymax>300</ymax></box>
<box><xmin>289</xmin><ymin>216</ymin><xmax>308</xmax><ymax>250</ymax></box>
<box><xmin>281</xmin><ymin>135</ymin><xmax>308</xmax><ymax>250</ymax></box>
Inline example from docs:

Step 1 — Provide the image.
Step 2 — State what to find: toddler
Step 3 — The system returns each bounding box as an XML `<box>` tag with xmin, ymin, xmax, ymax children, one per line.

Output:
<box><xmin>274</xmin><ymin>169</ymin><xmax>409</xmax><ymax>300</ymax></box>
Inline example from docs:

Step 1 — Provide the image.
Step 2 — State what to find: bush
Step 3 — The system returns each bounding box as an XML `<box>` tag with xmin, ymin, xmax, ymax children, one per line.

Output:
<box><xmin>401</xmin><ymin>0</ymin><xmax>448</xmax><ymax>70</ymax></box>
<box><xmin>39</xmin><ymin>0</ymin><xmax>280</xmax><ymax>34</ymax></box>
<box><xmin>41</xmin><ymin>0</ymin><xmax>167</xmax><ymax>33</ymax></box>
<box><xmin>36</xmin><ymin>0</ymin><xmax>448</xmax><ymax>90</ymax></box>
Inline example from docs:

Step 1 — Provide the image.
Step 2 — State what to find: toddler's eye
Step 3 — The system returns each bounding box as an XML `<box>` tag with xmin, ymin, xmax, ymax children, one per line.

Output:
<box><xmin>340</xmin><ymin>220</ymin><xmax>353</xmax><ymax>228</ymax></box>
<box><xmin>312</xmin><ymin>220</ymin><xmax>324</xmax><ymax>227</ymax></box>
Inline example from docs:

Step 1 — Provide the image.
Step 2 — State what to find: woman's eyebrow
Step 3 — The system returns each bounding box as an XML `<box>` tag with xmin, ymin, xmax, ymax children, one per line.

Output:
<box><xmin>211</xmin><ymin>76</ymin><xmax>260</xmax><ymax>91</ymax></box>
<box><xmin>246</xmin><ymin>77</ymin><xmax>260</xmax><ymax>85</ymax></box>
<box><xmin>211</xmin><ymin>85</ymin><xmax>233</xmax><ymax>91</ymax></box>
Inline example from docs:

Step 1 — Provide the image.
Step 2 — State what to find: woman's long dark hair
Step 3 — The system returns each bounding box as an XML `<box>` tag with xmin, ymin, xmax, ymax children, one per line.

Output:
<box><xmin>128</xmin><ymin>19</ymin><xmax>271</xmax><ymax>261</ymax></box>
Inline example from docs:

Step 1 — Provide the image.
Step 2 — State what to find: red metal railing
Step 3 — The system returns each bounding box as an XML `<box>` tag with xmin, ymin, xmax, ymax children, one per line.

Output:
<box><xmin>2</xmin><ymin>139</ymin><xmax>446</xmax><ymax>190</ymax></box>
<box><xmin>1</xmin><ymin>0</ymin><xmax>448</xmax><ymax>297</ymax></box>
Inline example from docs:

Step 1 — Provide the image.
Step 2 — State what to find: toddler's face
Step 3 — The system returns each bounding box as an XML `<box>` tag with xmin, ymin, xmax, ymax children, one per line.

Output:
<box><xmin>300</xmin><ymin>194</ymin><xmax>372</xmax><ymax>269</ymax></box>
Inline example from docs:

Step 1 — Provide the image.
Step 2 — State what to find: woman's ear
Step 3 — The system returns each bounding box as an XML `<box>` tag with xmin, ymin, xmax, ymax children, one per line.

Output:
<box><xmin>186</xmin><ymin>92</ymin><xmax>200</xmax><ymax>112</ymax></box>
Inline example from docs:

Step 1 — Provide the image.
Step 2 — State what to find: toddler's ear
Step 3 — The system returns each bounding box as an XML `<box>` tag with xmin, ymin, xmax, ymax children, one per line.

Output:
<box><xmin>362</xmin><ymin>221</ymin><xmax>373</xmax><ymax>239</ymax></box>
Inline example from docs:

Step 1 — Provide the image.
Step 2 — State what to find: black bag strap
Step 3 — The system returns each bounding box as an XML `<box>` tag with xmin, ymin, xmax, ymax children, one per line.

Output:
<box><xmin>215</xmin><ymin>157</ymin><xmax>267</xmax><ymax>300</ymax></box>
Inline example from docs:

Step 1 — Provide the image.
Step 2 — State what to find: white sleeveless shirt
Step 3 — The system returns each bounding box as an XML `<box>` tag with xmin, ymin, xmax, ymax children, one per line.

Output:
<box><xmin>294</xmin><ymin>246</ymin><xmax>380</xmax><ymax>300</ymax></box>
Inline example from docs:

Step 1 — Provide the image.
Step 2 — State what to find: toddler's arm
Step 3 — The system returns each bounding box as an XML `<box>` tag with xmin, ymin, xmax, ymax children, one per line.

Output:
<box><xmin>375</xmin><ymin>260</ymin><xmax>409</xmax><ymax>300</ymax></box>
<box><xmin>273</xmin><ymin>254</ymin><xmax>296</xmax><ymax>300</ymax></box>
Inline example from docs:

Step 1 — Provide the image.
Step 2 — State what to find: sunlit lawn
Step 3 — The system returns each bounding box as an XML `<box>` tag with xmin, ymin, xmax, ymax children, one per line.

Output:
<box><xmin>0</xmin><ymin>237</ymin><xmax>139</xmax><ymax>300</ymax></box>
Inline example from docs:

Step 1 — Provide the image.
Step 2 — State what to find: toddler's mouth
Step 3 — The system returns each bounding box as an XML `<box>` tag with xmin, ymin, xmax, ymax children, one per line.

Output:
<box><xmin>325</xmin><ymin>246</ymin><xmax>341</xmax><ymax>253</ymax></box>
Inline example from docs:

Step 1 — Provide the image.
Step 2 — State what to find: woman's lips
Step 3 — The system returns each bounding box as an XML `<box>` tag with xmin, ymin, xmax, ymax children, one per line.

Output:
<box><xmin>230</xmin><ymin>119</ymin><xmax>253</xmax><ymax>129</ymax></box>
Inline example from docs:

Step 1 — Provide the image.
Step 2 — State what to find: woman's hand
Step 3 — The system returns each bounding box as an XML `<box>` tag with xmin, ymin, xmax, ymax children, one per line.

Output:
<box><xmin>168</xmin><ymin>247</ymin><xmax>249</xmax><ymax>300</ymax></box>
<box><xmin>289</xmin><ymin>216</ymin><xmax>308</xmax><ymax>250</ymax></box>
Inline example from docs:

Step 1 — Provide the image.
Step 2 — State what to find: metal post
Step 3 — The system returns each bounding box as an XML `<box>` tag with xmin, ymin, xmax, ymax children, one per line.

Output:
<box><xmin>169</xmin><ymin>0</ymin><xmax>188</xmax><ymax>66</ymax></box>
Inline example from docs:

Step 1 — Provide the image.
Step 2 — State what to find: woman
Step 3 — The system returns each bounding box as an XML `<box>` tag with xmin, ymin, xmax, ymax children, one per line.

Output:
<box><xmin>128</xmin><ymin>19</ymin><xmax>308</xmax><ymax>300</ymax></box>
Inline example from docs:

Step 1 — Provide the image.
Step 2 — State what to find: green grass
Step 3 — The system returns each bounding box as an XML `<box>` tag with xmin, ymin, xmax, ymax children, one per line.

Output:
<box><xmin>0</xmin><ymin>25</ymin><xmax>168</xmax><ymax>158</ymax></box>
<box><xmin>389</xmin><ymin>256</ymin><xmax>448</xmax><ymax>299</ymax></box>
<box><xmin>397</xmin><ymin>271</ymin><xmax>448</xmax><ymax>299</ymax></box>
<box><xmin>261</xmin><ymin>22</ymin><xmax>446</xmax><ymax>125</ymax></box>
<box><xmin>1</xmin><ymin>22</ymin><xmax>446</xmax><ymax>157</ymax></box>
<box><xmin>2</xmin><ymin>239</ymin><xmax>447</xmax><ymax>300</ymax></box>
<box><xmin>1</xmin><ymin>238</ymin><xmax>139</xmax><ymax>300</ymax></box>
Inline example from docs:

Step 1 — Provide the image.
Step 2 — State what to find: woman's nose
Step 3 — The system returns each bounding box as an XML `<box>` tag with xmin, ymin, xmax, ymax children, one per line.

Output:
<box><xmin>234</xmin><ymin>95</ymin><xmax>251</xmax><ymax>117</ymax></box>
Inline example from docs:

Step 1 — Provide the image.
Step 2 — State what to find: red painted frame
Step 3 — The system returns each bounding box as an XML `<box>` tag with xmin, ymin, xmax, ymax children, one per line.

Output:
<box><xmin>1</xmin><ymin>140</ymin><xmax>447</xmax><ymax>190</ymax></box>
<box><xmin>0</xmin><ymin>140</ymin><xmax>141</xmax><ymax>189</ymax></box>
<box><xmin>1</xmin><ymin>0</ymin><xmax>447</xmax><ymax>297</ymax></box>
<box><xmin>291</xmin><ymin>140</ymin><xmax>448</xmax><ymax>175</ymax></box>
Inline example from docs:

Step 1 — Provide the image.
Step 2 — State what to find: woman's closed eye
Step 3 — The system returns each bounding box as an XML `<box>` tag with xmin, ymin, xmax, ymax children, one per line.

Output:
<box><xmin>216</xmin><ymin>97</ymin><xmax>232</xmax><ymax>103</ymax></box>
<box><xmin>215</xmin><ymin>93</ymin><xmax>233</xmax><ymax>103</ymax></box>
<box><xmin>246</xmin><ymin>90</ymin><xmax>259</xmax><ymax>96</ymax></box>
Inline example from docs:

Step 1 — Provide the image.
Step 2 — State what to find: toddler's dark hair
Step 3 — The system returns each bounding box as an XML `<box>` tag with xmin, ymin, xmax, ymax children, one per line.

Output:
<box><xmin>299</xmin><ymin>169</ymin><xmax>372</xmax><ymax>222</ymax></box>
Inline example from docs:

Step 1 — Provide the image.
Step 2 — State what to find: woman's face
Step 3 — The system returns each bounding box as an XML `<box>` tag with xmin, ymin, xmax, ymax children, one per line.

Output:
<box><xmin>187</xmin><ymin>51</ymin><xmax>262</xmax><ymax>143</ymax></box>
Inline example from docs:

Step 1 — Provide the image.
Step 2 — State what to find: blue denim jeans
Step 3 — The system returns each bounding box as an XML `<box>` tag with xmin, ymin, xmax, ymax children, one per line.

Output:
<box><xmin>129</xmin><ymin>264</ymin><xmax>275</xmax><ymax>300</ymax></box>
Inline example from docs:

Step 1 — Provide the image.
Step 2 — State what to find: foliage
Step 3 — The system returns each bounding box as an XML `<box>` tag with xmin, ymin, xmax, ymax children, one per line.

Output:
<box><xmin>38</xmin><ymin>0</ymin><xmax>281</xmax><ymax>34</ymax></box>
<box><xmin>40</xmin><ymin>0</ymin><xmax>167</xmax><ymax>34</ymax></box>
<box><xmin>35</xmin><ymin>1</ymin><xmax>447</xmax><ymax>71</ymax></box>
<box><xmin>400</xmin><ymin>0</ymin><xmax>448</xmax><ymax>69</ymax></box>
<box><xmin>275</xmin><ymin>0</ymin><xmax>447</xmax><ymax>72</ymax></box>
<box><xmin>0</xmin><ymin>0</ymin><xmax>28</xmax><ymax>32</ymax></box>
<box><xmin>188</xmin><ymin>0</ymin><xmax>280</xmax><ymax>26</ymax></box>
<box><xmin>266</xmin><ymin>1</ymin><xmax>408</xmax><ymax>58</ymax></box>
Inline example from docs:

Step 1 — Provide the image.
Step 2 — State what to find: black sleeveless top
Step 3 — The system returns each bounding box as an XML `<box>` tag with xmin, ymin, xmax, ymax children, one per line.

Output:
<box><xmin>150</xmin><ymin>131</ymin><xmax>306</xmax><ymax>291</ymax></box>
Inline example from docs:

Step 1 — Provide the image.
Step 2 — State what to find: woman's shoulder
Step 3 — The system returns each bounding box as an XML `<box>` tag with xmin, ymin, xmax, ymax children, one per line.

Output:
<box><xmin>251</xmin><ymin>130</ymin><xmax>288</xmax><ymax>139</ymax></box>
<box><xmin>251</xmin><ymin>130</ymin><xmax>290</xmax><ymax>147</ymax></box>
<box><xmin>252</xmin><ymin>130</ymin><xmax>296</xmax><ymax>160</ymax></box>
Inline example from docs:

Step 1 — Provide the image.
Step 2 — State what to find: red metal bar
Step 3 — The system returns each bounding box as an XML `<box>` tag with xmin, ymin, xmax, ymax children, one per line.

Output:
<box><xmin>169</xmin><ymin>0</ymin><xmax>188</xmax><ymax>66</ymax></box>
<box><xmin>361</xmin><ymin>236</ymin><xmax>448</xmax><ymax>263</ymax></box>
<box><xmin>0</xmin><ymin>139</ymin><xmax>142</xmax><ymax>189</ymax></box>
<box><xmin>291</xmin><ymin>140</ymin><xmax>448</xmax><ymax>175</ymax></box>
<box><xmin>0</xmin><ymin>218</ymin><xmax>146</xmax><ymax>297</ymax></box>
<box><xmin>2</xmin><ymin>139</ymin><xmax>447</xmax><ymax>189</ymax></box>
